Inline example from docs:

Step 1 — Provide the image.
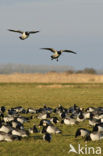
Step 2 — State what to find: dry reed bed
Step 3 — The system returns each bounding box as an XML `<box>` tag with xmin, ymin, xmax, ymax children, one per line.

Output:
<box><xmin>0</xmin><ymin>73</ymin><xmax>103</xmax><ymax>83</ymax></box>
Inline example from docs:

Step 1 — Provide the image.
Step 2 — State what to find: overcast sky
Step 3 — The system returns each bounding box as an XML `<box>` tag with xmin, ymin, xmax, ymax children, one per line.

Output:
<box><xmin>0</xmin><ymin>0</ymin><xmax>103</xmax><ymax>69</ymax></box>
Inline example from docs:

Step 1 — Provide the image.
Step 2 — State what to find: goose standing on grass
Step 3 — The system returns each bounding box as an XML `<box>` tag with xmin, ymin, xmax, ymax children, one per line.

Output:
<box><xmin>0</xmin><ymin>132</ymin><xmax>21</xmax><ymax>142</ymax></box>
<box><xmin>41</xmin><ymin>48</ymin><xmax>77</xmax><ymax>61</ymax></box>
<box><xmin>75</xmin><ymin>128</ymin><xmax>90</xmax><ymax>138</ymax></box>
<box><xmin>61</xmin><ymin>117</ymin><xmax>77</xmax><ymax>125</ymax></box>
<box><xmin>43</xmin><ymin>132</ymin><xmax>52</xmax><ymax>142</ymax></box>
<box><xmin>85</xmin><ymin>131</ymin><xmax>103</xmax><ymax>141</ymax></box>
<box><xmin>29</xmin><ymin>124</ymin><xmax>39</xmax><ymax>134</ymax></box>
<box><xmin>8</xmin><ymin>29</ymin><xmax>39</xmax><ymax>40</ymax></box>
<box><xmin>42</xmin><ymin>125</ymin><xmax>61</xmax><ymax>134</ymax></box>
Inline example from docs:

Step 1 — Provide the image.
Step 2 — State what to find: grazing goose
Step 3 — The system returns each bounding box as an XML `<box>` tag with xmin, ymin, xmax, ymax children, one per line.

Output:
<box><xmin>43</xmin><ymin>132</ymin><xmax>52</xmax><ymax>142</ymax></box>
<box><xmin>0</xmin><ymin>132</ymin><xmax>14</xmax><ymax>142</ymax></box>
<box><xmin>85</xmin><ymin>131</ymin><xmax>103</xmax><ymax>141</ymax></box>
<box><xmin>75</xmin><ymin>128</ymin><xmax>90</xmax><ymax>138</ymax></box>
<box><xmin>41</xmin><ymin>48</ymin><xmax>77</xmax><ymax>61</ymax></box>
<box><xmin>42</xmin><ymin>125</ymin><xmax>61</xmax><ymax>134</ymax></box>
<box><xmin>4</xmin><ymin>134</ymin><xmax>21</xmax><ymax>142</ymax></box>
<box><xmin>29</xmin><ymin>124</ymin><xmax>39</xmax><ymax>134</ymax></box>
<box><xmin>68</xmin><ymin>104</ymin><xmax>80</xmax><ymax>113</ymax></box>
<box><xmin>92</xmin><ymin>112</ymin><xmax>103</xmax><ymax>120</ymax></box>
<box><xmin>76</xmin><ymin>111</ymin><xmax>85</xmax><ymax>122</ymax></box>
<box><xmin>84</xmin><ymin>112</ymin><xmax>93</xmax><ymax>119</ymax></box>
<box><xmin>9</xmin><ymin>120</ymin><xmax>24</xmax><ymax>130</ymax></box>
<box><xmin>93</xmin><ymin>123</ymin><xmax>103</xmax><ymax>132</ymax></box>
<box><xmin>8</xmin><ymin>109</ymin><xmax>17</xmax><ymax>115</ymax></box>
<box><xmin>8</xmin><ymin>29</ymin><xmax>39</xmax><ymax>40</ymax></box>
<box><xmin>59</xmin><ymin>111</ymin><xmax>67</xmax><ymax>119</ymax></box>
<box><xmin>0</xmin><ymin>106</ymin><xmax>6</xmax><ymax>113</ymax></box>
<box><xmin>42</xmin><ymin>105</ymin><xmax>53</xmax><ymax>114</ymax></box>
<box><xmin>0</xmin><ymin>131</ymin><xmax>21</xmax><ymax>142</ymax></box>
<box><xmin>32</xmin><ymin>124</ymin><xmax>38</xmax><ymax>133</ymax></box>
<box><xmin>89</xmin><ymin>118</ymin><xmax>100</xmax><ymax>126</ymax></box>
<box><xmin>12</xmin><ymin>129</ymin><xmax>29</xmax><ymax>137</ymax></box>
<box><xmin>0</xmin><ymin>132</ymin><xmax>6</xmax><ymax>141</ymax></box>
<box><xmin>61</xmin><ymin>117</ymin><xmax>77</xmax><ymax>125</ymax></box>
<box><xmin>38</xmin><ymin>113</ymin><xmax>50</xmax><ymax>120</ymax></box>
<box><xmin>0</xmin><ymin>123</ymin><xmax>12</xmax><ymax>133</ymax></box>
<box><xmin>54</xmin><ymin>104</ymin><xmax>66</xmax><ymax>113</ymax></box>
<box><xmin>16</xmin><ymin>116</ymin><xmax>32</xmax><ymax>124</ymax></box>
<box><xmin>3</xmin><ymin>116</ymin><xmax>15</xmax><ymax>123</ymax></box>
<box><xmin>4</xmin><ymin>134</ymin><xmax>14</xmax><ymax>142</ymax></box>
<box><xmin>98</xmin><ymin>114</ymin><xmax>103</xmax><ymax>119</ymax></box>
<box><xmin>27</xmin><ymin>108</ymin><xmax>37</xmax><ymax>114</ymax></box>
<box><xmin>39</xmin><ymin>119</ymin><xmax>51</xmax><ymax>127</ymax></box>
<box><xmin>50</xmin><ymin>117</ymin><xmax>59</xmax><ymax>124</ymax></box>
<box><xmin>101</xmin><ymin>118</ymin><xmax>103</xmax><ymax>122</ymax></box>
<box><xmin>0</xmin><ymin>113</ymin><xmax>4</xmax><ymax>118</ymax></box>
<box><xmin>13</xmin><ymin>106</ymin><xmax>26</xmax><ymax>113</ymax></box>
<box><xmin>8</xmin><ymin>107</ymin><xmax>26</xmax><ymax>115</ymax></box>
<box><xmin>86</xmin><ymin>107</ymin><xmax>96</xmax><ymax>113</ymax></box>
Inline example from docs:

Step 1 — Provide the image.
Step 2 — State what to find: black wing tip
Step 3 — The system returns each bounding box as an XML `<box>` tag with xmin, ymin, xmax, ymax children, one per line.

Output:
<box><xmin>8</xmin><ymin>29</ymin><xmax>15</xmax><ymax>32</ymax></box>
<box><xmin>40</xmin><ymin>48</ymin><xmax>44</xmax><ymax>49</ymax></box>
<box><xmin>40</xmin><ymin>48</ymin><xmax>48</xmax><ymax>50</ymax></box>
<box><xmin>34</xmin><ymin>31</ymin><xmax>40</xmax><ymax>33</ymax></box>
<box><xmin>63</xmin><ymin>50</ymin><xmax>77</xmax><ymax>54</ymax></box>
<box><xmin>69</xmin><ymin>51</ymin><xmax>77</xmax><ymax>54</ymax></box>
<box><xmin>30</xmin><ymin>31</ymin><xmax>40</xmax><ymax>33</ymax></box>
<box><xmin>75</xmin><ymin>51</ymin><xmax>78</xmax><ymax>54</ymax></box>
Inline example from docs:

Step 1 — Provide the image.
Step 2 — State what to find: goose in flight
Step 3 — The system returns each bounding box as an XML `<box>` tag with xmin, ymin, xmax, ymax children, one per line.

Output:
<box><xmin>8</xmin><ymin>29</ymin><xmax>39</xmax><ymax>40</ymax></box>
<box><xmin>41</xmin><ymin>48</ymin><xmax>77</xmax><ymax>61</ymax></box>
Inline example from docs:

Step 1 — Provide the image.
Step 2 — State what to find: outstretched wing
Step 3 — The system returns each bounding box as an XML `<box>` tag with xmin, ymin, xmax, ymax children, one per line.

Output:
<box><xmin>29</xmin><ymin>31</ymin><xmax>39</xmax><ymax>34</ymax></box>
<box><xmin>41</xmin><ymin>48</ymin><xmax>57</xmax><ymax>53</ymax></box>
<box><xmin>8</xmin><ymin>29</ymin><xmax>23</xmax><ymax>34</ymax></box>
<box><xmin>61</xmin><ymin>50</ymin><xmax>77</xmax><ymax>54</ymax></box>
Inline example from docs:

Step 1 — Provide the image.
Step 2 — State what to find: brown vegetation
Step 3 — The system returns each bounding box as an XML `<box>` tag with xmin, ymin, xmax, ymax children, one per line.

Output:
<box><xmin>0</xmin><ymin>73</ymin><xmax>103</xmax><ymax>83</ymax></box>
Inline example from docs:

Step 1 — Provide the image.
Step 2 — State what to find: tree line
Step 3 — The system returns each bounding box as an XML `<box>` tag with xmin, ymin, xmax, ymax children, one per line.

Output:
<box><xmin>0</xmin><ymin>64</ymin><xmax>98</xmax><ymax>74</ymax></box>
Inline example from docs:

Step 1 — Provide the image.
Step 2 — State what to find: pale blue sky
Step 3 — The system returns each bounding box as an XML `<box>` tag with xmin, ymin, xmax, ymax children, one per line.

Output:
<box><xmin>0</xmin><ymin>0</ymin><xmax>103</xmax><ymax>69</ymax></box>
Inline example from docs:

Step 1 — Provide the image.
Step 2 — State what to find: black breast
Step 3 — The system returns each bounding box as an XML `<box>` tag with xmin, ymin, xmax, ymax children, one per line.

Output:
<box><xmin>25</xmin><ymin>32</ymin><xmax>29</xmax><ymax>35</ymax></box>
<box><xmin>58</xmin><ymin>51</ymin><xmax>61</xmax><ymax>55</ymax></box>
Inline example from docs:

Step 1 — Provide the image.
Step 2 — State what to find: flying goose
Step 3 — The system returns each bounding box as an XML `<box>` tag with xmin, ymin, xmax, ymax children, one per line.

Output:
<box><xmin>8</xmin><ymin>29</ymin><xmax>39</xmax><ymax>40</ymax></box>
<box><xmin>41</xmin><ymin>48</ymin><xmax>77</xmax><ymax>61</ymax></box>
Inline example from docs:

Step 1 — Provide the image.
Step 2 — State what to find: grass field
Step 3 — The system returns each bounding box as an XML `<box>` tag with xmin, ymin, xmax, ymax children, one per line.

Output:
<box><xmin>0</xmin><ymin>83</ymin><xmax>103</xmax><ymax>156</ymax></box>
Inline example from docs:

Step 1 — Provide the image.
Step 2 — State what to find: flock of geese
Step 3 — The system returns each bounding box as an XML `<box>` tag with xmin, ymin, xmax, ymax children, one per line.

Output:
<box><xmin>8</xmin><ymin>29</ymin><xmax>77</xmax><ymax>61</ymax></box>
<box><xmin>4</xmin><ymin>28</ymin><xmax>102</xmax><ymax>144</ymax></box>
<box><xmin>0</xmin><ymin>104</ymin><xmax>103</xmax><ymax>142</ymax></box>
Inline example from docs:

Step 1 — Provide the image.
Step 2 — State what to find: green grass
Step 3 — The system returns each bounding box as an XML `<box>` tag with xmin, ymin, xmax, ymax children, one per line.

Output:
<box><xmin>0</xmin><ymin>83</ymin><xmax>103</xmax><ymax>156</ymax></box>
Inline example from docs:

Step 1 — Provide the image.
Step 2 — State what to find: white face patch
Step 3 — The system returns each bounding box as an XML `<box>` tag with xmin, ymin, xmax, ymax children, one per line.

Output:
<box><xmin>21</xmin><ymin>32</ymin><xmax>28</xmax><ymax>39</ymax></box>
